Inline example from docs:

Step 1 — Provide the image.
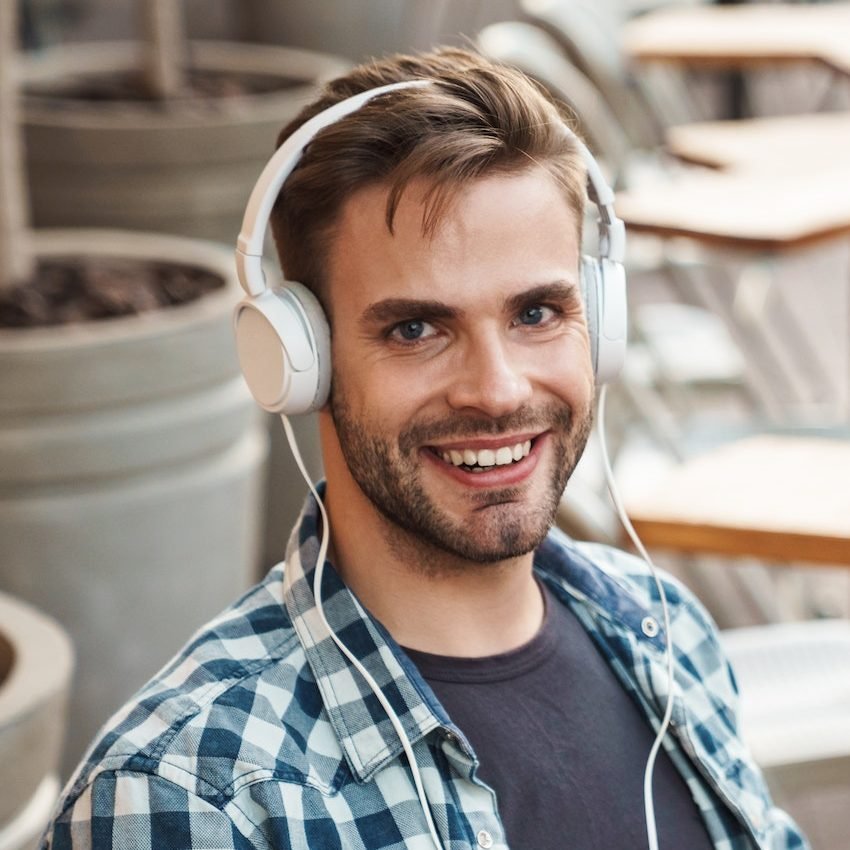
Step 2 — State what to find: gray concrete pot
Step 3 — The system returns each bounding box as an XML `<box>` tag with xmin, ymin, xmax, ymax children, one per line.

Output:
<box><xmin>237</xmin><ymin>0</ymin><xmax>516</xmax><ymax>62</ymax></box>
<box><xmin>20</xmin><ymin>42</ymin><xmax>345</xmax><ymax>573</ymax></box>
<box><xmin>22</xmin><ymin>40</ymin><xmax>349</xmax><ymax>243</ymax></box>
<box><xmin>0</xmin><ymin>592</ymin><xmax>72</xmax><ymax>850</ymax></box>
<box><xmin>0</xmin><ymin>230</ymin><xmax>267</xmax><ymax>776</ymax></box>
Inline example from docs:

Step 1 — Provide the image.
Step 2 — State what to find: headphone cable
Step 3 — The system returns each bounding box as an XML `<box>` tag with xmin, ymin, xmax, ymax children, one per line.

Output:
<box><xmin>279</xmin><ymin>414</ymin><xmax>445</xmax><ymax>850</ymax></box>
<box><xmin>596</xmin><ymin>384</ymin><xmax>675</xmax><ymax>850</ymax></box>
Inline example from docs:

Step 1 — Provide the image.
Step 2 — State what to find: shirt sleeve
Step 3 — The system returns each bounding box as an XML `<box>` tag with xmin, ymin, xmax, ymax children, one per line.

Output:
<box><xmin>670</xmin><ymin>580</ymin><xmax>811</xmax><ymax>850</ymax></box>
<box><xmin>42</xmin><ymin>771</ymin><xmax>263</xmax><ymax>850</ymax></box>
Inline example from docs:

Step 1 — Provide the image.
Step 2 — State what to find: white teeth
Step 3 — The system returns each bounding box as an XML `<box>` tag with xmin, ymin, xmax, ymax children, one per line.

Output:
<box><xmin>477</xmin><ymin>449</ymin><xmax>496</xmax><ymax>467</ymax></box>
<box><xmin>495</xmin><ymin>447</ymin><xmax>513</xmax><ymax>466</ymax></box>
<box><xmin>439</xmin><ymin>440</ymin><xmax>533</xmax><ymax>469</ymax></box>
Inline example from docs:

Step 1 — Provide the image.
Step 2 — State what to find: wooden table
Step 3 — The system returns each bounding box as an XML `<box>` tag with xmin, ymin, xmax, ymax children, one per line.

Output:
<box><xmin>615</xmin><ymin>162</ymin><xmax>850</xmax><ymax>252</ymax></box>
<box><xmin>625</xmin><ymin>434</ymin><xmax>850</xmax><ymax>566</ymax></box>
<box><xmin>622</xmin><ymin>2</ymin><xmax>850</xmax><ymax>76</ymax></box>
<box><xmin>664</xmin><ymin>111</ymin><xmax>850</xmax><ymax>172</ymax></box>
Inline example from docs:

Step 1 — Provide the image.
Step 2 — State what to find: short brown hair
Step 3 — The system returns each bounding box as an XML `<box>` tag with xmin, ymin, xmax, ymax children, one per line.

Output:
<box><xmin>269</xmin><ymin>47</ymin><xmax>586</xmax><ymax>300</ymax></box>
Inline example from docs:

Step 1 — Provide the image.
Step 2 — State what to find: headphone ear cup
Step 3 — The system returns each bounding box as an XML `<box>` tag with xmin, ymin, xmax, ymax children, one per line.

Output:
<box><xmin>596</xmin><ymin>258</ymin><xmax>627</xmax><ymax>384</ymax></box>
<box><xmin>580</xmin><ymin>255</ymin><xmax>601</xmax><ymax>378</ymax></box>
<box><xmin>580</xmin><ymin>255</ymin><xmax>627</xmax><ymax>384</ymax></box>
<box><xmin>286</xmin><ymin>282</ymin><xmax>331</xmax><ymax>410</ymax></box>
<box><xmin>233</xmin><ymin>281</ymin><xmax>331</xmax><ymax>415</ymax></box>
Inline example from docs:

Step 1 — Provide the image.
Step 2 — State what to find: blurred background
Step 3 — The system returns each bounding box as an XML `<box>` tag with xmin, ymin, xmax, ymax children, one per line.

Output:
<box><xmin>0</xmin><ymin>1</ymin><xmax>848</xmax><ymax>848</ymax></box>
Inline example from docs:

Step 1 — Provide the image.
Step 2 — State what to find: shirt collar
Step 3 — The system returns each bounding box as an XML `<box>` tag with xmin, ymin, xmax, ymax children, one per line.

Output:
<box><xmin>282</xmin><ymin>486</ymin><xmax>443</xmax><ymax>783</ymax></box>
<box><xmin>533</xmin><ymin>528</ymin><xmax>668</xmax><ymax>651</ymax></box>
<box><xmin>282</xmin><ymin>489</ymin><xmax>665</xmax><ymax>782</ymax></box>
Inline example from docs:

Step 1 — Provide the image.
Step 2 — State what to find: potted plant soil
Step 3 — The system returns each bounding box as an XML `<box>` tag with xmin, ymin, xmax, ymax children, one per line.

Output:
<box><xmin>0</xmin><ymin>1</ymin><xmax>270</xmax><ymax>777</ymax></box>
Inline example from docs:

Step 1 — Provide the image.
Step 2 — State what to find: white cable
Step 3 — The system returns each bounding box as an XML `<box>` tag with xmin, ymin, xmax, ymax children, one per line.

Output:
<box><xmin>596</xmin><ymin>385</ymin><xmax>675</xmax><ymax>850</ymax></box>
<box><xmin>280</xmin><ymin>415</ymin><xmax>444</xmax><ymax>850</ymax></box>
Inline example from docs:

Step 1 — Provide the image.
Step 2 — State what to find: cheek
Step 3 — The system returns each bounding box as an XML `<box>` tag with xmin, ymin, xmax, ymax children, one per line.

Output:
<box><xmin>542</xmin><ymin>352</ymin><xmax>595</xmax><ymax>448</ymax></box>
<box><xmin>542</xmin><ymin>328</ymin><xmax>594</xmax><ymax>389</ymax></box>
<box><xmin>329</xmin><ymin>356</ymin><xmax>416</xmax><ymax>436</ymax></box>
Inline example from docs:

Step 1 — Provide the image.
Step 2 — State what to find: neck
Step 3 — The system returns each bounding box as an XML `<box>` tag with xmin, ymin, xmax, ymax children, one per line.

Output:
<box><xmin>362</xmin><ymin>558</ymin><xmax>544</xmax><ymax>658</ymax></box>
<box><xmin>319</xmin><ymin>419</ymin><xmax>545</xmax><ymax>657</ymax></box>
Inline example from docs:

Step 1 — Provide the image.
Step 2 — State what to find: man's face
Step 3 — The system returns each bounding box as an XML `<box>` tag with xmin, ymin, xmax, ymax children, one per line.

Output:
<box><xmin>322</xmin><ymin>168</ymin><xmax>595</xmax><ymax>565</ymax></box>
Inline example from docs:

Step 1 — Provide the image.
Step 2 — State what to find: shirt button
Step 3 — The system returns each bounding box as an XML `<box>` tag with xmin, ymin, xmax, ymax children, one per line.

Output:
<box><xmin>641</xmin><ymin>616</ymin><xmax>660</xmax><ymax>638</ymax></box>
<box><xmin>476</xmin><ymin>830</ymin><xmax>494</xmax><ymax>849</ymax></box>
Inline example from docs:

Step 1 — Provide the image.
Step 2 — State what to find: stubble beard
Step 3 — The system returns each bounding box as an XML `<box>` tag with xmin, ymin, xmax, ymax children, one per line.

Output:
<box><xmin>329</xmin><ymin>385</ymin><xmax>593</xmax><ymax>569</ymax></box>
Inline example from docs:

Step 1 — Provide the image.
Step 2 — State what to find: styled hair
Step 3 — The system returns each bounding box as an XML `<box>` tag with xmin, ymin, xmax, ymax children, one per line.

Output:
<box><xmin>269</xmin><ymin>47</ymin><xmax>586</xmax><ymax>300</ymax></box>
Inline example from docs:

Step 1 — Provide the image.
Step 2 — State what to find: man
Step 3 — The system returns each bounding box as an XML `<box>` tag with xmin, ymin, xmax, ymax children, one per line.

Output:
<box><xmin>43</xmin><ymin>48</ymin><xmax>807</xmax><ymax>849</ymax></box>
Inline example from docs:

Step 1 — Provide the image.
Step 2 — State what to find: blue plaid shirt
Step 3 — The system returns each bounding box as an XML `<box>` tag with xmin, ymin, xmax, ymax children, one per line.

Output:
<box><xmin>44</xmin><ymin>490</ymin><xmax>807</xmax><ymax>850</ymax></box>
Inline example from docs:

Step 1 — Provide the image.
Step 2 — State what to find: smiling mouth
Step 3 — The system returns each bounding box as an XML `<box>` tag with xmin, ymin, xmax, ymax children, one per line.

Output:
<box><xmin>431</xmin><ymin>439</ymin><xmax>534</xmax><ymax>473</ymax></box>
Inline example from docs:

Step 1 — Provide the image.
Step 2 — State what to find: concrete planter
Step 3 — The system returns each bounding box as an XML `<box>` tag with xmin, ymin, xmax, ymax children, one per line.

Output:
<box><xmin>21</xmin><ymin>40</ymin><xmax>349</xmax><ymax>242</ymax></box>
<box><xmin>0</xmin><ymin>592</ymin><xmax>72</xmax><ymax>850</ymax></box>
<box><xmin>0</xmin><ymin>230</ymin><xmax>267</xmax><ymax>776</ymax></box>
<box><xmin>20</xmin><ymin>42</ymin><xmax>345</xmax><ymax>573</ymax></box>
<box><xmin>237</xmin><ymin>0</ymin><xmax>515</xmax><ymax>62</ymax></box>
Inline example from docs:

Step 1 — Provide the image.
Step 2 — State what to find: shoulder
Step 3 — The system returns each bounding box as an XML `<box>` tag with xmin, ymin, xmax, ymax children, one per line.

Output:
<box><xmin>545</xmin><ymin>534</ymin><xmax>811</xmax><ymax>849</ymax></box>
<box><xmin>55</xmin><ymin>564</ymin><xmax>344</xmax><ymax>821</ymax></box>
<box><xmin>540</xmin><ymin>530</ymin><xmax>733</xmax><ymax>692</ymax></box>
<box><xmin>543</xmin><ymin>529</ymin><xmax>719</xmax><ymax>635</ymax></box>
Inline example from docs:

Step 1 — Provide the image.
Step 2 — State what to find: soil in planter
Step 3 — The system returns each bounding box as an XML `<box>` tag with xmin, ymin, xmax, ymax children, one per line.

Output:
<box><xmin>26</xmin><ymin>68</ymin><xmax>304</xmax><ymax>115</ymax></box>
<box><xmin>0</xmin><ymin>258</ymin><xmax>224</xmax><ymax>328</ymax></box>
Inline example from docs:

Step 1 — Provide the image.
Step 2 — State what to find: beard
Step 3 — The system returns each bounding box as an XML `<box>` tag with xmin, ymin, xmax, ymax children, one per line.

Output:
<box><xmin>329</xmin><ymin>384</ymin><xmax>593</xmax><ymax>566</ymax></box>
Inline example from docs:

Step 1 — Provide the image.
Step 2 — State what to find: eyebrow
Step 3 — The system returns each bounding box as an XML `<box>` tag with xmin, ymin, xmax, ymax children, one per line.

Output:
<box><xmin>360</xmin><ymin>298</ymin><xmax>460</xmax><ymax>328</ymax></box>
<box><xmin>360</xmin><ymin>280</ymin><xmax>580</xmax><ymax>328</ymax></box>
<box><xmin>504</xmin><ymin>281</ymin><xmax>580</xmax><ymax>314</ymax></box>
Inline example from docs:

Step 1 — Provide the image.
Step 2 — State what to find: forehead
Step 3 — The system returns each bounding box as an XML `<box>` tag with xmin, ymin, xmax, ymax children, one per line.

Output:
<box><xmin>325</xmin><ymin>169</ymin><xmax>582</xmax><ymax>311</ymax></box>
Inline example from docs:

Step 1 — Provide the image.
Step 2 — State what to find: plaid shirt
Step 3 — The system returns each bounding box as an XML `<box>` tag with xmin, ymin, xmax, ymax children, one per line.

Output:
<box><xmin>44</xmin><ymin>490</ymin><xmax>807</xmax><ymax>850</ymax></box>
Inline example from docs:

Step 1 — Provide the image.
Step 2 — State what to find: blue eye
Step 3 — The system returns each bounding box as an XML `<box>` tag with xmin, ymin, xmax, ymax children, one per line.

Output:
<box><xmin>397</xmin><ymin>320</ymin><xmax>425</xmax><ymax>340</ymax></box>
<box><xmin>519</xmin><ymin>306</ymin><xmax>546</xmax><ymax>325</ymax></box>
<box><xmin>390</xmin><ymin>319</ymin><xmax>437</xmax><ymax>343</ymax></box>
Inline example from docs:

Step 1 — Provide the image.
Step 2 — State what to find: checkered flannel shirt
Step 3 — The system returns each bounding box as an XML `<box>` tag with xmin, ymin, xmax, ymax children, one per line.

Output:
<box><xmin>43</xmin><ymin>489</ymin><xmax>808</xmax><ymax>850</ymax></box>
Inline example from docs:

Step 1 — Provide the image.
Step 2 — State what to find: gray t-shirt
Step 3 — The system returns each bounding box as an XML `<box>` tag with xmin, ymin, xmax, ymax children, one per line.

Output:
<box><xmin>404</xmin><ymin>582</ymin><xmax>716</xmax><ymax>849</ymax></box>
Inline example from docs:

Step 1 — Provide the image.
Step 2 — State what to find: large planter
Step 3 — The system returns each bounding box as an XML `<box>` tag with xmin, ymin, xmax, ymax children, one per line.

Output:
<box><xmin>21</xmin><ymin>40</ymin><xmax>349</xmax><ymax>243</ymax></box>
<box><xmin>20</xmin><ymin>41</ymin><xmax>345</xmax><ymax>576</ymax></box>
<box><xmin>0</xmin><ymin>229</ymin><xmax>267</xmax><ymax>776</ymax></box>
<box><xmin>238</xmin><ymin>0</ymin><xmax>516</xmax><ymax>62</ymax></box>
<box><xmin>0</xmin><ymin>592</ymin><xmax>73</xmax><ymax>850</ymax></box>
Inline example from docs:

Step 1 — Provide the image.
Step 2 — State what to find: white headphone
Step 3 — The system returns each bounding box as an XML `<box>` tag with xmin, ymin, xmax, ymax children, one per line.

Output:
<box><xmin>233</xmin><ymin>79</ymin><xmax>628</xmax><ymax>415</ymax></box>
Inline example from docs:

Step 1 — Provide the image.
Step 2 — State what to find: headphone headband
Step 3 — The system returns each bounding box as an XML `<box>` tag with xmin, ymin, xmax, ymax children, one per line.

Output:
<box><xmin>234</xmin><ymin>78</ymin><xmax>626</xmax><ymax>296</ymax></box>
<box><xmin>233</xmin><ymin>73</ymin><xmax>627</xmax><ymax>415</ymax></box>
<box><xmin>235</xmin><ymin>80</ymin><xmax>430</xmax><ymax>297</ymax></box>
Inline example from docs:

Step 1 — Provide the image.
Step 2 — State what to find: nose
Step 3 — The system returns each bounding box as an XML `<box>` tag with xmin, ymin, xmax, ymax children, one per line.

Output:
<box><xmin>445</xmin><ymin>332</ymin><xmax>533</xmax><ymax>418</ymax></box>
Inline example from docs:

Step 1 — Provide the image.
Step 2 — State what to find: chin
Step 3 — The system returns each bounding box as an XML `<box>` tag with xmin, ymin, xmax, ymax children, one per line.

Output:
<box><xmin>391</xmin><ymin>495</ymin><xmax>558</xmax><ymax>567</ymax></box>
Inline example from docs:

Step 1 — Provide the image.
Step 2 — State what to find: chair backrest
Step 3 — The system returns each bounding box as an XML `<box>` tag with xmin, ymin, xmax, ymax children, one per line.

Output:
<box><xmin>517</xmin><ymin>0</ymin><xmax>716</xmax><ymax>140</ymax></box>
<box><xmin>720</xmin><ymin>619</ymin><xmax>850</xmax><ymax>785</ymax></box>
<box><xmin>476</xmin><ymin>21</ymin><xmax>633</xmax><ymax>179</ymax></box>
<box><xmin>518</xmin><ymin>0</ymin><xmax>664</xmax><ymax>144</ymax></box>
